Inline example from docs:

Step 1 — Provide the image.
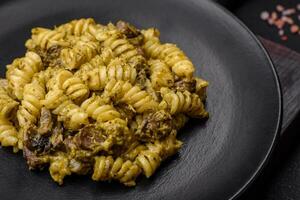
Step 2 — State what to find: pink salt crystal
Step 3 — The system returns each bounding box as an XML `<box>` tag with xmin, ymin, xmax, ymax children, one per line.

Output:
<box><xmin>282</xmin><ymin>8</ymin><xmax>296</xmax><ymax>16</ymax></box>
<box><xmin>276</xmin><ymin>5</ymin><xmax>284</xmax><ymax>12</ymax></box>
<box><xmin>281</xmin><ymin>35</ymin><xmax>288</xmax><ymax>41</ymax></box>
<box><xmin>271</xmin><ymin>12</ymin><xmax>278</xmax><ymax>20</ymax></box>
<box><xmin>268</xmin><ymin>18</ymin><xmax>274</xmax><ymax>25</ymax></box>
<box><xmin>290</xmin><ymin>25</ymin><xmax>299</xmax><ymax>33</ymax></box>
<box><xmin>282</xmin><ymin>16</ymin><xmax>294</xmax><ymax>24</ymax></box>
<box><xmin>260</xmin><ymin>11</ymin><xmax>269</xmax><ymax>20</ymax></box>
<box><xmin>278</xmin><ymin>29</ymin><xmax>284</xmax><ymax>36</ymax></box>
<box><xmin>275</xmin><ymin>20</ymin><xmax>285</xmax><ymax>29</ymax></box>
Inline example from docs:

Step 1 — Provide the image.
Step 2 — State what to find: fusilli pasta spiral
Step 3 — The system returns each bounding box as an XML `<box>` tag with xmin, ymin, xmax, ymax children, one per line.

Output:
<box><xmin>142</xmin><ymin>28</ymin><xmax>195</xmax><ymax>78</ymax></box>
<box><xmin>0</xmin><ymin>116</ymin><xmax>18</xmax><ymax>149</ymax></box>
<box><xmin>81</xmin><ymin>94</ymin><xmax>121</xmax><ymax>122</ymax></box>
<box><xmin>42</xmin><ymin>89</ymin><xmax>88</xmax><ymax>130</ymax></box>
<box><xmin>60</xmin><ymin>39</ymin><xmax>99</xmax><ymax>70</ymax></box>
<box><xmin>148</xmin><ymin>59</ymin><xmax>174</xmax><ymax>90</ymax></box>
<box><xmin>92</xmin><ymin>156</ymin><xmax>141</xmax><ymax>186</ymax></box>
<box><xmin>82</xmin><ymin>58</ymin><xmax>137</xmax><ymax>91</ymax></box>
<box><xmin>159</xmin><ymin>87</ymin><xmax>208</xmax><ymax>117</ymax></box>
<box><xmin>17</xmin><ymin>80</ymin><xmax>46</xmax><ymax>125</ymax></box>
<box><xmin>56</xmin><ymin>18</ymin><xmax>97</xmax><ymax>37</ymax></box>
<box><xmin>48</xmin><ymin>69</ymin><xmax>89</xmax><ymax>103</ymax></box>
<box><xmin>104</xmin><ymin>79</ymin><xmax>159</xmax><ymax>113</ymax></box>
<box><xmin>0</xmin><ymin>85</ymin><xmax>19</xmax><ymax>119</ymax></box>
<box><xmin>6</xmin><ymin>51</ymin><xmax>43</xmax><ymax>99</ymax></box>
<box><xmin>25</xmin><ymin>28</ymin><xmax>68</xmax><ymax>50</ymax></box>
<box><xmin>195</xmin><ymin>77</ymin><xmax>209</xmax><ymax>101</ymax></box>
<box><xmin>96</xmin><ymin>25</ymin><xmax>144</xmax><ymax>64</ymax></box>
<box><xmin>135</xmin><ymin>134</ymin><xmax>182</xmax><ymax>177</ymax></box>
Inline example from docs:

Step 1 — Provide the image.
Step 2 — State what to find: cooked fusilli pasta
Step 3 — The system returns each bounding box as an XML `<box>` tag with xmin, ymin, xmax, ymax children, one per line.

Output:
<box><xmin>195</xmin><ymin>77</ymin><xmax>209</xmax><ymax>100</ymax></box>
<box><xmin>104</xmin><ymin>79</ymin><xmax>158</xmax><ymax>113</ymax></box>
<box><xmin>0</xmin><ymin>116</ymin><xmax>18</xmax><ymax>150</ymax></box>
<box><xmin>81</xmin><ymin>94</ymin><xmax>121</xmax><ymax>122</ymax></box>
<box><xmin>17</xmin><ymin>80</ymin><xmax>46</xmax><ymax>125</ymax></box>
<box><xmin>43</xmin><ymin>89</ymin><xmax>88</xmax><ymax>130</ymax></box>
<box><xmin>82</xmin><ymin>58</ymin><xmax>137</xmax><ymax>91</ymax></box>
<box><xmin>148</xmin><ymin>59</ymin><xmax>174</xmax><ymax>90</ymax></box>
<box><xmin>159</xmin><ymin>87</ymin><xmax>208</xmax><ymax>118</ymax></box>
<box><xmin>47</xmin><ymin>69</ymin><xmax>89</xmax><ymax>103</ymax></box>
<box><xmin>60</xmin><ymin>38</ymin><xmax>99</xmax><ymax>70</ymax></box>
<box><xmin>56</xmin><ymin>18</ymin><xmax>97</xmax><ymax>37</ymax></box>
<box><xmin>142</xmin><ymin>28</ymin><xmax>195</xmax><ymax>78</ymax></box>
<box><xmin>92</xmin><ymin>156</ymin><xmax>141</xmax><ymax>186</ymax></box>
<box><xmin>6</xmin><ymin>51</ymin><xmax>43</xmax><ymax>99</ymax></box>
<box><xmin>25</xmin><ymin>28</ymin><xmax>68</xmax><ymax>50</ymax></box>
<box><xmin>0</xmin><ymin>85</ymin><xmax>18</xmax><ymax>119</ymax></box>
<box><xmin>0</xmin><ymin>18</ymin><xmax>208</xmax><ymax>187</ymax></box>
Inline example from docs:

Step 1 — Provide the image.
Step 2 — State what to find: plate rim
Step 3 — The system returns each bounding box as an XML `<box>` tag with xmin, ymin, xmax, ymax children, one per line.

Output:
<box><xmin>210</xmin><ymin>2</ymin><xmax>283</xmax><ymax>200</ymax></box>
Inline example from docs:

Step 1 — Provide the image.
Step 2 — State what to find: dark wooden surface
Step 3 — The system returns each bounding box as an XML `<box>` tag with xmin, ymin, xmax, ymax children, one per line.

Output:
<box><xmin>259</xmin><ymin>37</ymin><xmax>300</xmax><ymax>132</ymax></box>
<box><xmin>239</xmin><ymin>38</ymin><xmax>300</xmax><ymax>200</ymax></box>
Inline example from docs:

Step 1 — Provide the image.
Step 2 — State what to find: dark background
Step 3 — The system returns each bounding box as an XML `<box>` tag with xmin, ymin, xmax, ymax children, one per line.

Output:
<box><xmin>215</xmin><ymin>0</ymin><xmax>300</xmax><ymax>199</ymax></box>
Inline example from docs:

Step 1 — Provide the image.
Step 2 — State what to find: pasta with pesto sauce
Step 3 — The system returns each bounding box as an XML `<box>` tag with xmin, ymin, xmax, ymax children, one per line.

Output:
<box><xmin>0</xmin><ymin>18</ymin><xmax>208</xmax><ymax>186</ymax></box>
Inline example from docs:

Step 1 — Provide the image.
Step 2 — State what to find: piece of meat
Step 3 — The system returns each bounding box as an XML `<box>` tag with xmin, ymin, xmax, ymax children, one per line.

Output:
<box><xmin>115</xmin><ymin>103</ymin><xmax>136</xmax><ymax>123</ymax></box>
<box><xmin>136</xmin><ymin>110</ymin><xmax>173</xmax><ymax>142</ymax></box>
<box><xmin>116</xmin><ymin>21</ymin><xmax>144</xmax><ymax>47</ymax></box>
<box><xmin>50</xmin><ymin>122</ymin><xmax>64</xmax><ymax>150</ymax></box>
<box><xmin>63</xmin><ymin>135</ymin><xmax>96</xmax><ymax>163</ymax></box>
<box><xmin>35</xmin><ymin>45</ymin><xmax>62</xmax><ymax>67</ymax></box>
<box><xmin>23</xmin><ymin>146</ymin><xmax>49</xmax><ymax>170</ymax></box>
<box><xmin>24</xmin><ymin>126</ymin><xmax>51</xmax><ymax>154</ymax></box>
<box><xmin>23</xmin><ymin>126</ymin><xmax>51</xmax><ymax>169</ymax></box>
<box><xmin>173</xmin><ymin>77</ymin><xmax>196</xmax><ymax>93</ymax></box>
<box><xmin>63</xmin><ymin>136</ymin><xmax>76</xmax><ymax>152</ymax></box>
<box><xmin>100</xmin><ymin>119</ymin><xmax>131</xmax><ymax>146</ymax></box>
<box><xmin>135</xmin><ymin>63</ymin><xmax>150</xmax><ymax>88</ymax></box>
<box><xmin>136</xmin><ymin>46</ymin><xmax>145</xmax><ymax>57</ymax></box>
<box><xmin>65</xmin><ymin>122</ymin><xmax>131</xmax><ymax>162</ymax></box>
<box><xmin>37</xmin><ymin>107</ymin><xmax>53</xmax><ymax>135</ymax></box>
<box><xmin>73</xmin><ymin>125</ymin><xmax>106</xmax><ymax>151</ymax></box>
<box><xmin>128</xmin><ymin>35</ymin><xmax>144</xmax><ymax>47</ymax></box>
<box><xmin>116</xmin><ymin>20</ymin><xmax>141</xmax><ymax>38</ymax></box>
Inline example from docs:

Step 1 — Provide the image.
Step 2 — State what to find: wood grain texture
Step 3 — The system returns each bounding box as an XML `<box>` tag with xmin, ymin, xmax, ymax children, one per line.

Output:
<box><xmin>260</xmin><ymin>37</ymin><xmax>300</xmax><ymax>133</ymax></box>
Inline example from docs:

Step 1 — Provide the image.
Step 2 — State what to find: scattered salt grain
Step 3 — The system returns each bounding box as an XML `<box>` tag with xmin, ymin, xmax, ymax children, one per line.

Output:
<box><xmin>279</xmin><ymin>29</ymin><xmax>284</xmax><ymax>36</ymax></box>
<box><xmin>271</xmin><ymin>12</ymin><xmax>278</xmax><ymax>20</ymax></box>
<box><xmin>281</xmin><ymin>35</ymin><xmax>288</xmax><ymax>41</ymax></box>
<box><xmin>260</xmin><ymin>4</ymin><xmax>300</xmax><ymax>41</ymax></box>
<box><xmin>276</xmin><ymin>5</ymin><xmax>284</xmax><ymax>12</ymax></box>
<box><xmin>268</xmin><ymin>19</ymin><xmax>274</xmax><ymax>25</ymax></box>
<box><xmin>291</xmin><ymin>25</ymin><xmax>299</xmax><ymax>33</ymax></box>
<box><xmin>275</xmin><ymin>20</ymin><xmax>285</xmax><ymax>29</ymax></box>
<box><xmin>260</xmin><ymin>11</ymin><xmax>269</xmax><ymax>20</ymax></box>
<box><xmin>282</xmin><ymin>16</ymin><xmax>294</xmax><ymax>24</ymax></box>
<box><xmin>282</xmin><ymin>8</ymin><xmax>296</xmax><ymax>16</ymax></box>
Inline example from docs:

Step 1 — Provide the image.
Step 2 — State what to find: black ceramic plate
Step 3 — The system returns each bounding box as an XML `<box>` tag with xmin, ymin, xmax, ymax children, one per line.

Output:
<box><xmin>0</xmin><ymin>0</ymin><xmax>281</xmax><ymax>200</ymax></box>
